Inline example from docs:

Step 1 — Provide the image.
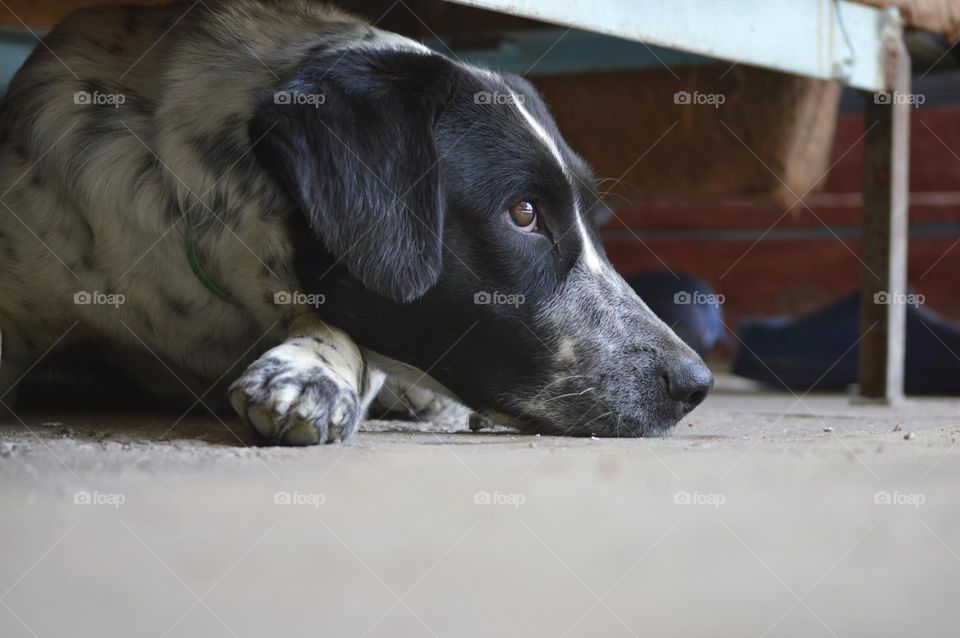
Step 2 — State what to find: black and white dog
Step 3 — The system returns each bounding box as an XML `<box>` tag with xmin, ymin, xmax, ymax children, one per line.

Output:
<box><xmin>0</xmin><ymin>0</ymin><xmax>712</xmax><ymax>445</ymax></box>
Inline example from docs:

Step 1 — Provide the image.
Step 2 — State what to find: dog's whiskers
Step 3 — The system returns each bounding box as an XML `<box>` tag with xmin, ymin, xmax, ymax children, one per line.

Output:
<box><xmin>494</xmin><ymin>377</ymin><xmax>593</xmax><ymax>426</ymax></box>
<box><xmin>579</xmin><ymin>410</ymin><xmax>615</xmax><ymax>432</ymax></box>
<box><xmin>598</xmin><ymin>190</ymin><xmax>634</xmax><ymax>209</ymax></box>
<box><xmin>538</xmin><ymin>386</ymin><xmax>596</xmax><ymax>405</ymax></box>
<box><xmin>540</xmin><ymin>373</ymin><xmax>587</xmax><ymax>391</ymax></box>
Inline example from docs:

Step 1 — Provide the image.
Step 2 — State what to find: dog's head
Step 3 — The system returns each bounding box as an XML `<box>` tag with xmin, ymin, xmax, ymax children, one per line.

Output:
<box><xmin>252</xmin><ymin>34</ymin><xmax>712</xmax><ymax>436</ymax></box>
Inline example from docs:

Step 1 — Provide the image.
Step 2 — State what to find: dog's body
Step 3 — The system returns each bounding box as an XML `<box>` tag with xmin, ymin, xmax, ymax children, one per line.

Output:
<box><xmin>0</xmin><ymin>0</ymin><xmax>712</xmax><ymax>444</ymax></box>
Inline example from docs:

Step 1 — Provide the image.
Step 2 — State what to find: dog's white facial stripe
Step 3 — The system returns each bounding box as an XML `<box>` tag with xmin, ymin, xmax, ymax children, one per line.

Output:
<box><xmin>511</xmin><ymin>90</ymin><xmax>567</xmax><ymax>173</ymax></box>
<box><xmin>573</xmin><ymin>196</ymin><xmax>604</xmax><ymax>274</ymax></box>
<box><xmin>345</xmin><ymin>29</ymin><xmax>434</xmax><ymax>55</ymax></box>
<box><xmin>509</xmin><ymin>90</ymin><xmax>604</xmax><ymax>275</ymax></box>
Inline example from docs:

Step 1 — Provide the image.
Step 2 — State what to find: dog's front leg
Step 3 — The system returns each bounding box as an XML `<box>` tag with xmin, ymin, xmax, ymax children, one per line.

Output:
<box><xmin>229</xmin><ymin>315</ymin><xmax>384</xmax><ymax>445</ymax></box>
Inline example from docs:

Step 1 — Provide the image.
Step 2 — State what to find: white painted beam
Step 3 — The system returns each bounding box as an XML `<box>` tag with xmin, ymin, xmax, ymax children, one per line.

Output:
<box><xmin>441</xmin><ymin>0</ymin><xmax>899</xmax><ymax>91</ymax></box>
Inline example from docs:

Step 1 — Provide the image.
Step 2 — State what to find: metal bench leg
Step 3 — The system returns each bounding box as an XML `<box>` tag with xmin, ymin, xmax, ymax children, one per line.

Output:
<box><xmin>858</xmin><ymin>39</ymin><xmax>910</xmax><ymax>402</ymax></box>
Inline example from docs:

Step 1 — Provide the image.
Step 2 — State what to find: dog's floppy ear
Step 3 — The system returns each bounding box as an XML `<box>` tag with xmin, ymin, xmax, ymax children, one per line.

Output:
<box><xmin>251</xmin><ymin>47</ymin><xmax>455</xmax><ymax>303</ymax></box>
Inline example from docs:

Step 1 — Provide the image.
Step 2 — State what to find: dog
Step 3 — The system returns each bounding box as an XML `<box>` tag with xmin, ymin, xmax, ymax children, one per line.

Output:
<box><xmin>0</xmin><ymin>0</ymin><xmax>713</xmax><ymax>445</ymax></box>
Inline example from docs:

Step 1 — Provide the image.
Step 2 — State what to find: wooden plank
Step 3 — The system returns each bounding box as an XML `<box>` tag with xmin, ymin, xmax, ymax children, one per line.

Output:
<box><xmin>424</xmin><ymin>27</ymin><xmax>718</xmax><ymax>76</ymax></box>
<box><xmin>604</xmin><ymin>236</ymin><xmax>960</xmax><ymax>338</ymax></box>
<box><xmin>858</xmin><ymin>38</ymin><xmax>911</xmax><ymax>401</ymax></box>
<box><xmin>442</xmin><ymin>0</ymin><xmax>894</xmax><ymax>91</ymax></box>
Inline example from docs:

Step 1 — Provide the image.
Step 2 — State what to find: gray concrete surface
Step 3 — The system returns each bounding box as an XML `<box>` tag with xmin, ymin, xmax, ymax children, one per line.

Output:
<box><xmin>1</xmin><ymin>376</ymin><xmax>959</xmax><ymax>637</ymax></box>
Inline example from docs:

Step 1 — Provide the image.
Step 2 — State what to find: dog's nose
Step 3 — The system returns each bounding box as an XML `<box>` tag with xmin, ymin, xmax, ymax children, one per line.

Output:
<box><xmin>662</xmin><ymin>356</ymin><xmax>713</xmax><ymax>407</ymax></box>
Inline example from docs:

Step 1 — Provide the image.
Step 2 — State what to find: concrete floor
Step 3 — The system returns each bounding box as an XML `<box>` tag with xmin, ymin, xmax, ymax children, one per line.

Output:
<box><xmin>1</xmin><ymin>376</ymin><xmax>959</xmax><ymax>637</ymax></box>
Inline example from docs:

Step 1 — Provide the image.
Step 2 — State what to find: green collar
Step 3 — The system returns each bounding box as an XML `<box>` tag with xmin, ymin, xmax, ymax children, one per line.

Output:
<box><xmin>185</xmin><ymin>232</ymin><xmax>241</xmax><ymax>306</ymax></box>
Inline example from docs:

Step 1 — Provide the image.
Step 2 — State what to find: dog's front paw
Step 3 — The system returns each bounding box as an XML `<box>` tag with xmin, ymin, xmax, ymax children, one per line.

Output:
<box><xmin>229</xmin><ymin>343</ymin><xmax>361</xmax><ymax>445</ymax></box>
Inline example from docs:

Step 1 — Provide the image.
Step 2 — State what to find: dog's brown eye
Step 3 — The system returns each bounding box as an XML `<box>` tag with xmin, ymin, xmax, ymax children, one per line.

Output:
<box><xmin>507</xmin><ymin>201</ymin><xmax>538</xmax><ymax>232</ymax></box>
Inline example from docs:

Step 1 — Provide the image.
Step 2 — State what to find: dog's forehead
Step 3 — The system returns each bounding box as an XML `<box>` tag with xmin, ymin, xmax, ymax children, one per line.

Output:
<box><xmin>453</xmin><ymin>66</ymin><xmax>605</xmax><ymax>275</ymax></box>
<box><xmin>510</xmin><ymin>92</ymin><xmax>605</xmax><ymax>275</ymax></box>
<box><xmin>479</xmin><ymin>68</ymin><xmax>605</xmax><ymax>274</ymax></box>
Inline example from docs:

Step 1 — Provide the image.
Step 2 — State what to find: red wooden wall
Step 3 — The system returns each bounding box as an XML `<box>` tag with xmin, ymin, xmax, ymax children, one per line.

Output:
<box><xmin>604</xmin><ymin>105</ymin><xmax>960</xmax><ymax>334</ymax></box>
